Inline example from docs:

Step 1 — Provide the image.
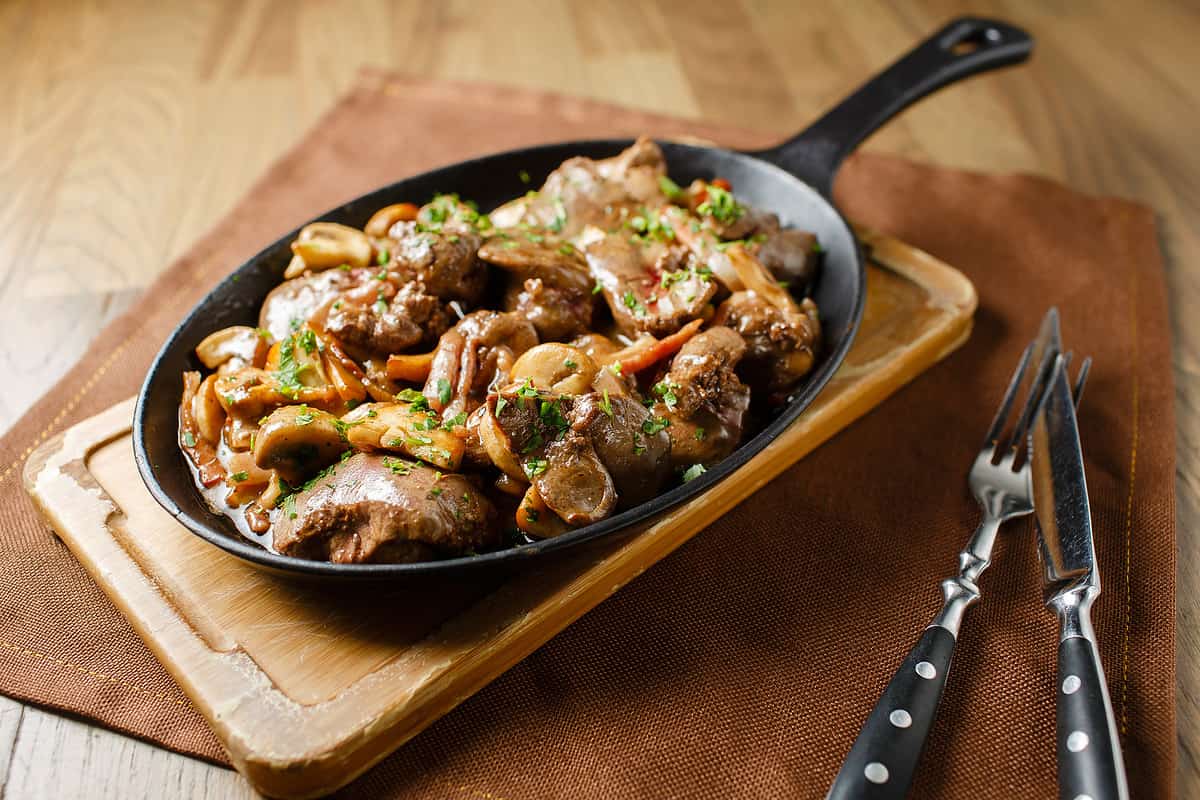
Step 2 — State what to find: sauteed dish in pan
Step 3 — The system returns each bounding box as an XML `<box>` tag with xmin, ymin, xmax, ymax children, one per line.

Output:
<box><xmin>178</xmin><ymin>138</ymin><xmax>824</xmax><ymax>564</ymax></box>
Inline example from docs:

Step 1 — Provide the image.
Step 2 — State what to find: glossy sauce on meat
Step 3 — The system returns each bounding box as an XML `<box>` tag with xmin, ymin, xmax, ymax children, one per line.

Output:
<box><xmin>179</xmin><ymin>137</ymin><xmax>823</xmax><ymax>564</ymax></box>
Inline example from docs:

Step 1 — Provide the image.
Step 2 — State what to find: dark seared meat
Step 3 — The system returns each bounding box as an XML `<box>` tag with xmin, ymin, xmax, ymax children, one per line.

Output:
<box><xmin>491</xmin><ymin>137</ymin><xmax>668</xmax><ymax>237</ymax></box>
<box><xmin>713</xmin><ymin>291</ymin><xmax>821</xmax><ymax>394</ymax></box>
<box><xmin>478</xmin><ymin>236</ymin><xmax>595</xmax><ymax>340</ymax></box>
<box><xmin>751</xmin><ymin>222</ymin><xmax>820</xmax><ymax>291</ymax></box>
<box><xmin>425</xmin><ymin>310</ymin><xmax>539</xmax><ymax>417</ymax></box>
<box><xmin>584</xmin><ymin>234</ymin><xmax>716</xmax><ymax>337</ymax></box>
<box><xmin>324</xmin><ymin>281</ymin><xmax>451</xmax><ymax>361</ymax></box>
<box><xmin>384</xmin><ymin>221</ymin><xmax>486</xmax><ymax>305</ymax></box>
<box><xmin>272</xmin><ymin>453</ymin><xmax>497</xmax><ymax>563</ymax></box>
<box><xmin>650</xmin><ymin>326</ymin><xmax>751</xmax><ymax>467</ymax></box>
<box><xmin>259</xmin><ymin>269</ymin><xmax>363</xmax><ymax>341</ymax></box>
<box><xmin>488</xmin><ymin>382</ymin><xmax>672</xmax><ymax>520</ymax></box>
<box><xmin>573</xmin><ymin>391</ymin><xmax>672</xmax><ymax>508</ymax></box>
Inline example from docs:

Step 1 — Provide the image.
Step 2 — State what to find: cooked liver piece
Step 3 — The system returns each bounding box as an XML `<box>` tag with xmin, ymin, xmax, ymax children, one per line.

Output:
<box><xmin>324</xmin><ymin>281</ymin><xmax>450</xmax><ymax>361</ymax></box>
<box><xmin>478</xmin><ymin>236</ymin><xmax>595</xmax><ymax>340</ymax></box>
<box><xmin>272</xmin><ymin>454</ymin><xmax>498</xmax><ymax>563</ymax></box>
<box><xmin>259</xmin><ymin>269</ymin><xmax>362</xmax><ymax>342</ymax></box>
<box><xmin>385</xmin><ymin>222</ymin><xmax>486</xmax><ymax>305</ymax></box>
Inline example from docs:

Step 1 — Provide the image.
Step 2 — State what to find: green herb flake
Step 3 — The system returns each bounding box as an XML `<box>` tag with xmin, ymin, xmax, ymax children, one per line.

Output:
<box><xmin>609</xmin><ymin>363</ymin><xmax>623</xmax><ymax>377</ymax></box>
<box><xmin>230</xmin><ymin>471</ymin><xmax>249</xmax><ymax>482</ymax></box>
<box><xmin>430</xmin><ymin>487</ymin><xmax>443</xmax><ymax>497</ymax></box>
<box><xmin>599</xmin><ymin>390</ymin><xmax>613</xmax><ymax>418</ymax></box>
<box><xmin>494</xmin><ymin>396</ymin><xmax>509</xmax><ymax>417</ymax></box>
<box><xmin>524</xmin><ymin>506</ymin><xmax>540</xmax><ymax>523</ymax></box>
<box><xmin>282</xmin><ymin>493</ymin><xmax>298</xmax><ymax>519</ymax></box>
<box><xmin>696</xmin><ymin>184</ymin><xmax>744</xmax><ymax>225</ymax></box>
<box><xmin>182</xmin><ymin>431</ymin><xmax>196</xmax><ymax>447</ymax></box>
<box><xmin>295</xmin><ymin>406</ymin><xmax>315</xmax><ymax>426</ymax></box>
<box><xmin>682</xmin><ymin>463</ymin><xmax>707</xmax><ymax>483</ymax></box>
<box><xmin>376</xmin><ymin>248</ymin><xmax>389</xmax><ymax>266</ymax></box>
<box><xmin>558</xmin><ymin>243</ymin><xmax>575</xmax><ymax>256</ymax></box>
<box><xmin>521</xmin><ymin>430</ymin><xmax>544</xmax><ymax>454</ymax></box>
<box><xmin>382</xmin><ymin>456</ymin><xmax>413</xmax><ymax>475</ymax></box>
<box><xmin>622</xmin><ymin>290</ymin><xmax>647</xmax><ymax>318</ymax></box>
<box><xmin>564</xmin><ymin>359</ymin><xmax>578</xmax><ymax>370</ymax></box>
<box><xmin>441</xmin><ymin>411</ymin><xmax>467</xmax><ymax>430</ymax></box>
<box><xmin>658</xmin><ymin>174</ymin><xmax>683</xmax><ymax>200</ymax></box>
<box><xmin>397</xmin><ymin>388</ymin><xmax>429</xmax><ymax>409</ymax></box>
<box><xmin>516</xmin><ymin>379</ymin><xmax>539</xmax><ymax>400</ymax></box>
<box><xmin>641</xmin><ymin>416</ymin><xmax>670</xmax><ymax>436</ymax></box>
<box><xmin>592</xmin><ymin>280</ymin><xmax>603</xmax><ymax>295</ymax></box>
<box><xmin>518</xmin><ymin>169</ymin><xmax>531</xmax><ymax>184</ymax></box>
<box><xmin>652</xmin><ymin>380</ymin><xmax>679</xmax><ymax>410</ymax></box>
<box><xmin>694</xmin><ymin>427</ymin><xmax>707</xmax><ymax>441</ymax></box>
<box><xmin>338</xmin><ymin>263</ymin><xmax>351</xmax><ymax>272</ymax></box>
<box><xmin>436</xmin><ymin>378</ymin><xmax>452</xmax><ymax>406</ymax></box>
<box><xmin>812</xmin><ymin>241</ymin><xmax>824</xmax><ymax>254</ymax></box>
<box><xmin>523</xmin><ymin>458</ymin><xmax>548</xmax><ymax>478</ymax></box>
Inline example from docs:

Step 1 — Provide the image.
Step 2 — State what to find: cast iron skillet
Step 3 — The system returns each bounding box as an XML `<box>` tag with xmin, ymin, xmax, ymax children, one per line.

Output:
<box><xmin>134</xmin><ymin>17</ymin><xmax>1032</xmax><ymax>581</ymax></box>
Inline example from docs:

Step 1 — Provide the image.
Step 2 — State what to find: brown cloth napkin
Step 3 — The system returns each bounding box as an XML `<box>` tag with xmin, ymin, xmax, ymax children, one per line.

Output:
<box><xmin>0</xmin><ymin>71</ymin><xmax>1175</xmax><ymax>799</ymax></box>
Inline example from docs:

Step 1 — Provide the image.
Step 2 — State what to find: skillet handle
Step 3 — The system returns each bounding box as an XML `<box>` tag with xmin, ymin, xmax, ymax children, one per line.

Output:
<box><xmin>755</xmin><ymin>17</ymin><xmax>1032</xmax><ymax>196</ymax></box>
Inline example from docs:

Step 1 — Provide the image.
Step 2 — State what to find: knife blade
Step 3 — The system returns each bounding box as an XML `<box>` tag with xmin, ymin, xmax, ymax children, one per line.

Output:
<box><xmin>1029</xmin><ymin>352</ymin><xmax>1128</xmax><ymax>800</ymax></box>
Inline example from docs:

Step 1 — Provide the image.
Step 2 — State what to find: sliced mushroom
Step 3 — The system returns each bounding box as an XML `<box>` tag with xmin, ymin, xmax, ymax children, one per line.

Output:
<box><xmin>191</xmin><ymin>374</ymin><xmax>226</xmax><ymax>445</ymax></box>
<box><xmin>252</xmin><ymin>405</ymin><xmax>346</xmax><ymax>484</ymax></box>
<box><xmin>340</xmin><ymin>401</ymin><xmax>464</xmax><ymax>471</ymax></box>
<box><xmin>364</xmin><ymin>203</ymin><xmax>419</xmax><ymax>237</ymax></box>
<box><xmin>195</xmin><ymin>326</ymin><xmax>268</xmax><ymax>373</ymax></box>
<box><xmin>286</xmin><ymin>222</ymin><xmax>373</xmax><ymax>277</ymax></box>
<box><xmin>509</xmin><ymin>343</ymin><xmax>598</xmax><ymax>395</ymax></box>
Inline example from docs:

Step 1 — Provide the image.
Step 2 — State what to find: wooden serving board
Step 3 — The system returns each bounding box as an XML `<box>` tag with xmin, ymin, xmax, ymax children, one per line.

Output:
<box><xmin>23</xmin><ymin>228</ymin><xmax>975</xmax><ymax>799</ymax></box>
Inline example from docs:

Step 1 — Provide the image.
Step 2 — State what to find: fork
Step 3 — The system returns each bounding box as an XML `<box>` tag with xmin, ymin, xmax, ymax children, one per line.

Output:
<box><xmin>827</xmin><ymin>311</ymin><xmax>1075</xmax><ymax>800</ymax></box>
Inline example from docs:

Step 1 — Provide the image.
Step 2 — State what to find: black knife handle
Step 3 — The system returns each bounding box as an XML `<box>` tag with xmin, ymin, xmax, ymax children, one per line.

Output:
<box><xmin>1057</xmin><ymin>636</ymin><xmax>1128</xmax><ymax>800</ymax></box>
<box><xmin>826</xmin><ymin>626</ymin><xmax>955</xmax><ymax>800</ymax></box>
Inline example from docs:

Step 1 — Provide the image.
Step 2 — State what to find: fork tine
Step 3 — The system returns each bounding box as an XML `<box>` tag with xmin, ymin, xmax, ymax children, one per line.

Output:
<box><xmin>983</xmin><ymin>341</ymin><xmax>1033</xmax><ymax>451</ymax></box>
<box><xmin>1073</xmin><ymin>356</ymin><xmax>1092</xmax><ymax>410</ymax></box>
<box><xmin>1000</xmin><ymin>346</ymin><xmax>1060</xmax><ymax>457</ymax></box>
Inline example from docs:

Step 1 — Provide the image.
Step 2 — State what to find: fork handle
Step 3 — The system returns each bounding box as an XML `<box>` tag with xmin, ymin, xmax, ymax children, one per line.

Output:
<box><xmin>825</xmin><ymin>625</ymin><xmax>955</xmax><ymax>799</ymax></box>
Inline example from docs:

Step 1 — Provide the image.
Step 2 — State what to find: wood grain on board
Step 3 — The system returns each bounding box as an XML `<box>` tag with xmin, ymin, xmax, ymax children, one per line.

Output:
<box><xmin>2</xmin><ymin>0</ymin><xmax>1197</xmax><ymax>797</ymax></box>
<box><xmin>24</xmin><ymin>237</ymin><xmax>974</xmax><ymax>798</ymax></box>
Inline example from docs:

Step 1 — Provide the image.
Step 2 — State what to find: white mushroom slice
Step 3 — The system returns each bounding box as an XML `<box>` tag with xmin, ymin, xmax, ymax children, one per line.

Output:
<box><xmin>195</xmin><ymin>325</ymin><xmax>268</xmax><ymax>372</ymax></box>
<box><xmin>509</xmin><ymin>343</ymin><xmax>598</xmax><ymax>395</ymax></box>
<box><xmin>252</xmin><ymin>405</ymin><xmax>346</xmax><ymax>483</ymax></box>
<box><xmin>340</xmin><ymin>401</ymin><xmax>464</xmax><ymax>471</ymax></box>
<box><xmin>288</xmin><ymin>222</ymin><xmax>373</xmax><ymax>276</ymax></box>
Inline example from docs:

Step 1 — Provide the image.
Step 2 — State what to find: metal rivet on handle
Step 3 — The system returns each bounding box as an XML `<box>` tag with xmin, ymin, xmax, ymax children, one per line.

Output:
<box><xmin>864</xmin><ymin>762</ymin><xmax>889</xmax><ymax>784</ymax></box>
<box><xmin>889</xmin><ymin>709</ymin><xmax>912</xmax><ymax>728</ymax></box>
<box><xmin>1062</xmin><ymin>675</ymin><xmax>1081</xmax><ymax>694</ymax></box>
<box><xmin>1067</xmin><ymin>731</ymin><xmax>1089</xmax><ymax>752</ymax></box>
<box><xmin>915</xmin><ymin>661</ymin><xmax>936</xmax><ymax>680</ymax></box>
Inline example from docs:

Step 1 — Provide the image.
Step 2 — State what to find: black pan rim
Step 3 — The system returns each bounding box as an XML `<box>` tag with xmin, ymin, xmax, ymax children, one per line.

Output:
<box><xmin>133</xmin><ymin>136</ymin><xmax>866</xmax><ymax>579</ymax></box>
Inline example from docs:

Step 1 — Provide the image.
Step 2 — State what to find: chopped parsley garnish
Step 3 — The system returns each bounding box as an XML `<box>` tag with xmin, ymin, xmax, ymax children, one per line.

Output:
<box><xmin>255</xmin><ymin>328</ymin><xmax>272</xmax><ymax>340</ymax></box>
<box><xmin>408</xmin><ymin>434</ymin><xmax>434</xmax><ymax>447</ymax></box>
<box><xmin>375</xmin><ymin>269</ymin><xmax>387</xmax><ymax>280</ymax></box>
<box><xmin>592</xmin><ymin>280</ymin><xmax>603</xmax><ymax>295</ymax></box>
<box><xmin>441</xmin><ymin>411</ymin><xmax>467</xmax><ymax>429</ymax></box>
<box><xmin>282</xmin><ymin>493</ymin><xmax>298</xmax><ymax>519</ymax></box>
<box><xmin>658</xmin><ymin>174</ymin><xmax>684</xmax><ymax>200</ymax></box>
<box><xmin>609</xmin><ymin>363</ymin><xmax>623</xmax><ymax>377</ymax></box>
<box><xmin>558</xmin><ymin>243</ymin><xmax>575</xmax><ymax>256</ymax></box>
<box><xmin>564</xmin><ymin>358</ymin><xmax>578</xmax><ymax>370</ymax></box>
<box><xmin>182</xmin><ymin>431</ymin><xmax>196</xmax><ymax>447</ymax></box>
<box><xmin>273</xmin><ymin>335</ymin><xmax>310</xmax><ymax>398</ymax></box>
<box><xmin>430</xmin><ymin>487</ymin><xmax>443</xmax><ymax>497</ymax></box>
<box><xmin>382</xmin><ymin>456</ymin><xmax>414</xmax><ymax>475</ymax></box>
<box><xmin>494</xmin><ymin>396</ymin><xmax>509</xmax><ymax>416</ymax></box>
<box><xmin>503</xmin><ymin>240</ymin><xmax>520</xmax><ymax>250</ymax></box>
<box><xmin>539</xmin><ymin>399</ymin><xmax>568</xmax><ymax>432</ymax></box>
<box><xmin>599</xmin><ymin>390</ymin><xmax>613</xmax><ymax>417</ymax></box>
<box><xmin>682</xmin><ymin>463</ymin><xmax>707</xmax><ymax>483</ymax></box>
<box><xmin>338</xmin><ymin>263</ymin><xmax>351</xmax><ymax>271</ymax></box>
<box><xmin>295</xmin><ymin>406</ymin><xmax>314</xmax><ymax>425</ymax></box>
<box><xmin>516</xmin><ymin>379</ymin><xmax>539</xmax><ymax>399</ymax></box>
<box><xmin>413</xmin><ymin>415</ymin><xmax>437</xmax><ymax>431</ymax></box>
<box><xmin>641</xmin><ymin>416</ymin><xmax>670</xmax><ymax>435</ymax></box>
<box><xmin>397</xmin><ymin>388</ymin><xmax>429</xmax><ymax>410</ymax></box>
<box><xmin>518</xmin><ymin>169</ymin><xmax>531</xmax><ymax>184</ymax></box>
<box><xmin>523</xmin><ymin>458</ymin><xmax>548</xmax><ymax>478</ymax></box>
<box><xmin>230</xmin><ymin>471</ymin><xmax>249</xmax><ymax>482</ymax></box>
<box><xmin>652</xmin><ymin>380</ymin><xmax>679</xmax><ymax>410</ymax></box>
<box><xmin>526</xmin><ymin>232</ymin><xmax>544</xmax><ymax>243</ymax></box>
<box><xmin>627</xmin><ymin>209</ymin><xmax>675</xmax><ymax>244</ymax></box>
<box><xmin>622</xmin><ymin>290</ymin><xmax>647</xmax><ymax>317</ymax></box>
<box><xmin>812</xmin><ymin>241</ymin><xmax>824</xmax><ymax>254</ymax></box>
<box><xmin>374</xmin><ymin>291</ymin><xmax>388</xmax><ymax>314</ymax></box>
<box><xmin>376</xmin><ymin>248</ymin><xmax>389</xmax><ymax>266</ymax></box>
<box><xmin>521</xmin><ymin>430</ymin><xmax>544</xmax><ymax>454</ymax></box>
<box><xmin>548</xmin><ymin>199</ymin><xmax>567</xmax><ymax>233</ymax></box>
<box><xmin>524</xmin><ymin>506</ymin><xmax>540</xmax><ymax>523</ymax></box>
<box><xmin>632</xmin><ymin>434</ymin><xmax>646</xmax><ymax>456</ymax></box>
<box><xmin>694</xmin><ymin>427</ymin><xmax>706</xmax><ymax>441</ymax></box>
<box><xmin>697</xmin><ymin>184</ymin><xmax>744</xmax><ymax>224</ymax></box>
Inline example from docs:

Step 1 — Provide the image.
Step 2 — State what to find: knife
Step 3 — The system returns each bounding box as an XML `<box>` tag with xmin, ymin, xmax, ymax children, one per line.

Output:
<box><xmin>1029</xmin><ymin>349</ymin><xmax>1129</xmax><ymax>800</ymax></box>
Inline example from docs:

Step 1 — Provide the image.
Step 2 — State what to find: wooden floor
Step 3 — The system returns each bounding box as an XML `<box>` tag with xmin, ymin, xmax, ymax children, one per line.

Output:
<box><xmin>1</xmin><ymin>0</ymin><xmax>1197</xmax><ymax>796</ymax></box>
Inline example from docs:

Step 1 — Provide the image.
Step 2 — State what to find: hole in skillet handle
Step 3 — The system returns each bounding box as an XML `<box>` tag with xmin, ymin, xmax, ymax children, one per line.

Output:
<box><xmin>943</xmin><ymin>24</ymin><xmax>1004</xmax><ymax>56</ymax></box>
